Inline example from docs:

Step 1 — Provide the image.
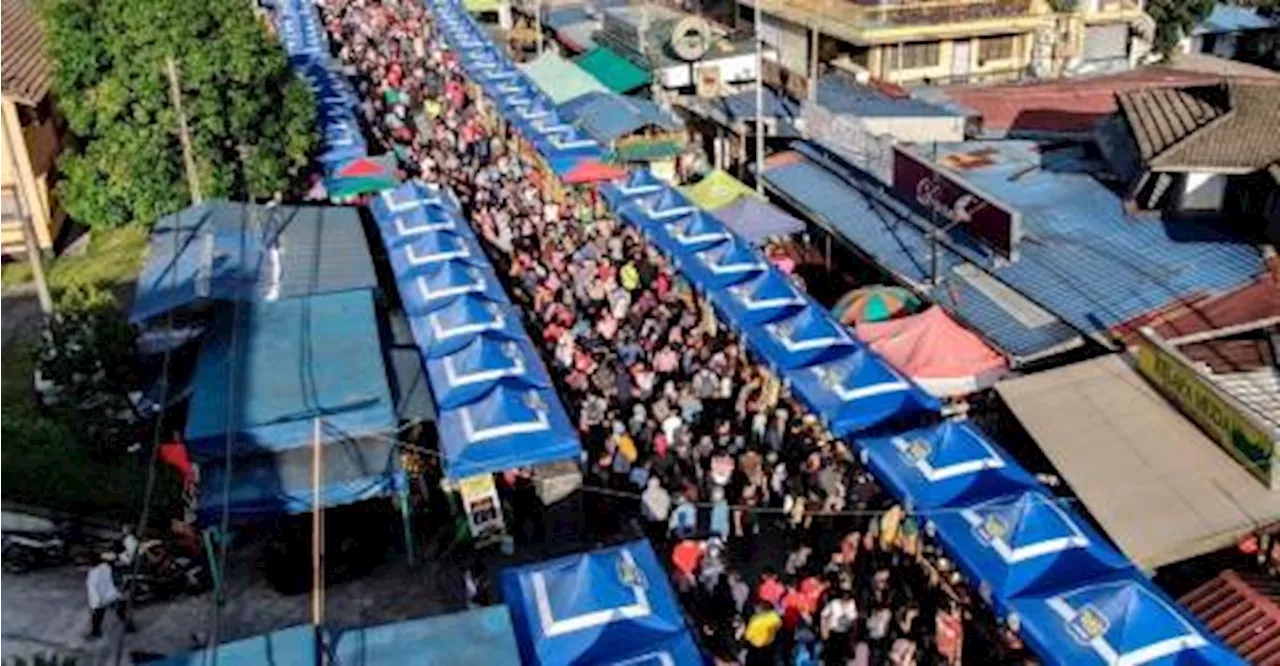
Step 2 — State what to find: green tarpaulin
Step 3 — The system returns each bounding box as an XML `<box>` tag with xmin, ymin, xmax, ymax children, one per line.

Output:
<box><xmin>576</xmin><ymin>47</ymin><xmax>651</xmax><ymax>94</ymax></box>
<box><xmin>464</xmin><ymin>0</ymin><xmax>500</xmax><ymax>13</ymax></box>
<box><xmin>520</xmin><ymin>52</ymin><xmax>609</xmax><ymax>104</ymax></box>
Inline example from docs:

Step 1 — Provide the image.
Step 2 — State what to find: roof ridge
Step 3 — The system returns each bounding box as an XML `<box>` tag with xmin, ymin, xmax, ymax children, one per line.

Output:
<box><xmin>1143</xmin><ymin>82</ymin><xmax>1237</xmax><ymax>167</ymax></box>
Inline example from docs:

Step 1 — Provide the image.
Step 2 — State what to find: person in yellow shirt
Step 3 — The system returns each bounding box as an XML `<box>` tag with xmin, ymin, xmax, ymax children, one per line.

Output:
<box><xmin>744</xmin><ymin>599</ymin><xmax>782</xmax><ymax>666</ymax></box>
<box><xmin>620</xmin><ymin>261</ymin><xmax>640</xmax><ymax>292</ymax></box>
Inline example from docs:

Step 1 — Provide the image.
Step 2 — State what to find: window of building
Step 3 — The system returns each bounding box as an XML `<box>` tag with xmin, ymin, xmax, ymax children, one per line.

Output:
<box><xmin>978</xmin><ymin>35</ymin><xmax>1017</xmax><ymax>64</ymax></box>
<box><xmin>890</xmin><ymin>41</ymin><xmax>941</xmax><ymax>70</ymax></box>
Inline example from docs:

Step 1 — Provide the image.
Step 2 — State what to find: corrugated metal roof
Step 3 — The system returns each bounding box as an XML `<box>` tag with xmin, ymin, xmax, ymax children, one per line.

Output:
<box><xmin>560</xmin><ymin>91</ymin><xmax>681</xmax><ymax>143</ymax></box>
<box><xmin>576</xmin><ymin>46</ymin><xmax>650</xmax><ymax>94</ymax></box>
<box><xmin>1119</xmin><ymin>84</ymin><xmax>1280</xmax><ymax>171</ymax></box>
<box><xmin>1179</xmin><ymin>570</ymin><xmax>1280</xmax><ymax>665</ymax></box>
<box><xmin>1117</xmin><ymin>85</ymin><xmax>1230</xmax><ymax>162</ymax></box>
<box><xmin>385</xmin><ymin>310</ymin><xmax>437</xmax><ymax>424</ymax></box>
<box><xmin>816</xmin><ymin>72</ymin><xmax>961</xmax><ymax>119</ymax></box>
<box><xmin>1</xmin><ymin>0</ymin><xmax>52</xmax><ymax>105</ymax></box>
<box><xmin>760</xmin><ymin>147</ymin><xmax>1081</xmax><ymax>362</ymax></box>
<box><xmin>131</xmin><ymin>201</ymin><xmax>378</xmax><ymax>323</ymax></box>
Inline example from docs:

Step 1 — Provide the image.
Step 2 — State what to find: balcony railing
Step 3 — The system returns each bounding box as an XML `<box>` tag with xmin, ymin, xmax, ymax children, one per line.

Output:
<box><xmin>750</xmin><ymin>0</ymin><xmax>1050</xmax><ymax>29</ymax></box>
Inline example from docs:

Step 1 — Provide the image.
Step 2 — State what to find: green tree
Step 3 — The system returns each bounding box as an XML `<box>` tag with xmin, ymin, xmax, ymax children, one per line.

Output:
<box><xmin>1145</xmin><ymin>0</ymin><xmax>1217</xmax><ymax>54</ymax></box>
<box><xmin>39</xmin><ymin>0</ymin><xmax>317</xmax><ymax>228</ymax></box>
<box><xmin>36</xmin><ymin>283</ymin><xmax>140</xmax><ymax>451</ymax></box>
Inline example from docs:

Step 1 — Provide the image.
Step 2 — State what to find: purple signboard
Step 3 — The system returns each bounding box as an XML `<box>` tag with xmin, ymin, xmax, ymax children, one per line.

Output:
<box><xmin>892</xmin><ymin>147</ymin><xmax>1021</xmax><ymax>261</ymax></box>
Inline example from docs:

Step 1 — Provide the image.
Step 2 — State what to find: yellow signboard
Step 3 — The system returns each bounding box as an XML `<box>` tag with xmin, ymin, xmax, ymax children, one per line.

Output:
<box><xmin>1135</xmin><ymin>334</ymin><xmax>1278</xmax><ymax>488</ymax></box>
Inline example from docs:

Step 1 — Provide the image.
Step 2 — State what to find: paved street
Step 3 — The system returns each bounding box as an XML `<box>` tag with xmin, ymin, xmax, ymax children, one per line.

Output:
<box><xmin>1</xmin><ymin>547</ymin><xmax>468</xmax><ymax>664</ymax></box>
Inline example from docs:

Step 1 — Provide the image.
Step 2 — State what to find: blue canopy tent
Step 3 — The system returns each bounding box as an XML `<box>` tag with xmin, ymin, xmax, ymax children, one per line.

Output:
<box><xmin>679</xmin><ymin>235</ymin><xmax>768</xmax><ymax>289</ymax></box>
<box><xmin>184</xmin><ymin>290</ymin><xmax>398</xmax><ymax>461</ymax></box>
<box><xmin>1009</xmin><ymin>572</ymin><xmax>1245</xmax><ymax>666</ymax></box>
<box><xmin>707</xmin><ymin>268</ymin><xmax>808</xmax><ymax>327</ymax></box>
<box><xmin>370</xmin><ymin>181</ymin><xmax>459</xmax><ymax>222</ymax></box>
<box><xmin>397</xmin><ymin>260</ymin><xmax>509</xmax><ymax>315</ymax></box>
<box><xmin>318</xmin><ymin>114</ymin><xmax>367</xmax><ymax>167</ymax></box>
<box><xmin>601</xmin><ymin>170</ymin><xmax>665</xmax><ymax>208</ymax></box>
<box><xmin>435</xmin><ymin>384</ymin><xmax>580</xmax><ymax>480</ymax></box>
<box><xmin>386</xmin><ymin>230</ymin><xmax>487</xmax><ymax>275</ymax></box>
<box><xmin>500</xmin><ymin>540</ymin><xmax>704</xmax><ymax>666</ymax></box>
<box><xmin>741</xmin><ymin>303</ymin><xmax>859</xmax><ymax>370</ymax></box>
<box><xmin>651</xmin><ymin>211</ymin><xmax>734</xmax><ymax>261</ymax></box>
<box><xmin>619</xmin><ymin>187</ymin><xmax>697</xmax><ymax>227</ymax></box>
<box><xmin>930</xmin><ymin>491</ymin><xmax>1135</xmax><ymax>613</ymax></box>
<box><xmin>197</xmin><ymin>438</ymin><xmax>403</xmax><ymax>525</ymax></box>
<box><xmin>375</xmin><ymin>203</ymin><xmax>464</xmax><ymax>242</ymax></box>
<box><xmin>714</xmin><ymin>196</ymin><xmax>806</xmax><ymax>245</ymax></box>
<box><xmin>408</xmin><ymin>296</ymin><xmax>524</xmax><ymax>358</ymax></box>
<box><xmin>854</xmin><ymin>420</ymin><xmax>1040</xmax><ymax>511</ymax></box>
<box><xmin>332</xmin><ymin>606</ymin><xmax>522</xmax><ymax>665</ymax></box>
<box><xmin>783</xmin><ymin>348</ymin><xmax>940</xmax><ymax>437</ymax></box>
<box><xmin>425</xmin><ymin>335</ymin><xmax>552</xmax><ymax>409</ymax></box>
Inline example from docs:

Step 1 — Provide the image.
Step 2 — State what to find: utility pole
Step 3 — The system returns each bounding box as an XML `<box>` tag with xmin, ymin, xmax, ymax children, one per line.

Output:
<box><xmin>753</xmin><ymin>0</ymin><xmax>765</xmax><ymax>193</ymax></box>
<box><xmin>311</xmin><ymin>417</ymin><xmax>326</xmax><ymax>664</ymax></box>
<box><xmin>1</xmin><ymin>105</ymin><xmax>53</xmax><ymax>315</ymax></box>
<box><xmin>166</xmin><ymin>56</ymin><xmax>203</xmax><ymax>203</ymax></box>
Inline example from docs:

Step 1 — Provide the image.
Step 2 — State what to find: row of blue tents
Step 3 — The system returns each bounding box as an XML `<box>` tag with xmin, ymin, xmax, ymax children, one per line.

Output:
<box><xmin>274</xmin><ymin>0</ymin><xmax>370</xmax><ymax>181</ymax></box>
<box><xmin>426</xmin><ymin>0</ymin><xmax>609</xmax><ymax>179</ymax></box>
<box><xmin>368</xmin><ymin>181</ymin><xmax>581</xmax><ymax>480</ymax></box>
<box><xmin>411</xmin><ymin>3</ymin><xmax>1243</xmax><ymax>661</ymax></box>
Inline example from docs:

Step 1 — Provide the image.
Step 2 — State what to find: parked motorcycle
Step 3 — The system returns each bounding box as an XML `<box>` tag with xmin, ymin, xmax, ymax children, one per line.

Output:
<box><xmin>117</xmin><ymin>540</ymin><xmax>210</xmax><ymax>604</ymax></box>
<box><xmin>2</xmin><ymin>513</ymin><xmax>66</xmax><ymax>574</ymax></box>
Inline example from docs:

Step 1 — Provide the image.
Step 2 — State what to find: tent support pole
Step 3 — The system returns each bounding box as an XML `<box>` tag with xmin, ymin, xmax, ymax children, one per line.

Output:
<box><xmin>400</xmin><ymin>483</ymin><xmax>416</xmax><ymax>566</ymax></box>
<box><xmin>203</xmin><ymin>529</ymin><xmax>222</xmax><ymax>594</ymax></box>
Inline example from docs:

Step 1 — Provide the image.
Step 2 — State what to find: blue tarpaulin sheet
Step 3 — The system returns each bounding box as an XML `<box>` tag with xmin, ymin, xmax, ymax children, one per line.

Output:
<box><xmin>157</xmin><ymin>607</ymin><xmax>522</xmax><ymax>666</ymax></box>
<box><xmin>196</xmin><ymin>438</ymin><xmax>403</xmax><ymax>525</ymax></box>
<box><xmin>500</xmin><ymin>540</ymin><xmax>703</xmax><ymax>666</ymax></box>
<box><xmin>1010</xmin><ymin>572</ymin><xmax>1246</xmax><ymax>666</ymax></box>
<box><xmin>332</xmin><ymin>606</ymin><xmax>522</xmax><ymax>665</ymax></box>
<box><xmin>713</xmin><ymin>196</ymin><xmax>806</xmax><ymax>245</ymax></box>
<box><xmin>854</xmin><ymin>420</ymin><xmax>1040</xmax><ymax>511</ymax></box>
<box><xmin>184</xmin><ymin>290</ymin><xmax>397</xmax><ymax>460</ymax></box>
<box><xmin>435</xmin><ymin>384</ymin><xmax>580</xmax><ymax>480</ymax></box>
<box><xmin>930</xmin><ymin>491</ymin><xmax>1134</xmax><ymax>614</ymax></box>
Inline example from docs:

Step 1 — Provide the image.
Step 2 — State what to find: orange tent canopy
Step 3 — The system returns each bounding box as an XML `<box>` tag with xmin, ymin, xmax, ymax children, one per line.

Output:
<box><xmin>855</xmin><ymin>305</ymin><xmax>1008</xmax><ymax>397</ymax></box>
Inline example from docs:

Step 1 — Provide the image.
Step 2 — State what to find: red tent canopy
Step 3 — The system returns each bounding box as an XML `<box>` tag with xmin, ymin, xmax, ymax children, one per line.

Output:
<box><xmin>561</xmin><ymin>160</ymin><xmax>628</xmax><ymax>185</ymax></box>
<box><xmin>855</xmin><ymin>305</ymin><xmax>1008</xmax><ymax>397</ymax></box>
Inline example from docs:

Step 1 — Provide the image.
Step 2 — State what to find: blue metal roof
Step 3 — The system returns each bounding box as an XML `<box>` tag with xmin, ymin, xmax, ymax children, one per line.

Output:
<box><xmin>558</xmin><ymin>92</ymin><xmax>682</xmax><ymax>144</ymax></box>
<box><xmin>544</xmin><ymin>5</ymin><xmax>592</xmax><ymax>28</ymax></box>
<box><xmin>1195</xmin><ymin>3</ymin><xmax>1280</xmax><ymax>34</ymax></box>
<box><xmin>816</xmin><ymin>72</ymin><xmax>962</xmax><ymax>119</ymax></box>
<box><xmin>760</xmin><ymin>147</ymin><xmax>1081</xmax><ymax>361</ymax></box>
<box><xmin>762</xmin><ymin>141</ymin><xmax>1266</xmax><ymax>361</ymax></box>
<box><xmin>723</xmin><ymin>86</ymin><xmax>800</xmax><ymax>121</ymax></box>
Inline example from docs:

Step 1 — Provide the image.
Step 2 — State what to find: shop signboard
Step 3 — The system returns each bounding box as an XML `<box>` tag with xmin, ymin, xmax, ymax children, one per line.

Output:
<box><xmin>1135</xmin><ymin>330</ymin><xmax>1279</xmax><ymax>488</ymax></box>
<box><xmin>459</xmin><ymin>473</ymin><xmax>506</xmax><ymax>545</ymax></box>
<box><xmin>891</xmin><ymin>147</ymin><xmax>1022</xmax><ymax>261</ymax></box>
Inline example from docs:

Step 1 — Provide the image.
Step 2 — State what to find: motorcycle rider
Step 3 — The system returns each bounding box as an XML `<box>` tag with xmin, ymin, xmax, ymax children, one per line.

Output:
<box><xmin>86</xmin><ymin>552</ymin><xmax>136</xmax><ymax>638</ymax></box>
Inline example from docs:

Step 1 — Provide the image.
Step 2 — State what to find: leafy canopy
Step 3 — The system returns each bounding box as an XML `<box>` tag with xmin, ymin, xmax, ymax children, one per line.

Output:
<box><xmin>1145</xmin><ymin>0</ymin><xmax>1217</xmax><ymax>54</ymax></box>
<box><xmin>40</xmin><ymin>0</ymin><xmax>317</xmax><ymax>228</ymax></box>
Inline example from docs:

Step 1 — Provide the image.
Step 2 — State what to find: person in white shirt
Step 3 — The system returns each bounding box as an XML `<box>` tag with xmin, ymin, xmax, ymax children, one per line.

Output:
<box><xmin>86</xmin><ymin>553</ymin><xmax>135</xmax><ymax>638</ymax></box>
<box><xmin>820</xmin><ymin>590</ymin><xmax>858</xmax><ymax>666</ymax></box>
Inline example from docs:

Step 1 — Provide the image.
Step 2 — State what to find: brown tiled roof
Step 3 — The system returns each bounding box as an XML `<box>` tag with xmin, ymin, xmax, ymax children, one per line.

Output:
<box><xmin>1</xmin><ymin>0</ymin><xmax>52</xmax><ymax>106</ymax></box>
<box><xmin>1118</xmin><ymin>83</ymin><xmax>1280</xmax><ymax>171</ymax></box>
<box><xmin>1179</xmin><ymin>569</ymin><xmax>1280</xmax><ymax>666</ymax></box>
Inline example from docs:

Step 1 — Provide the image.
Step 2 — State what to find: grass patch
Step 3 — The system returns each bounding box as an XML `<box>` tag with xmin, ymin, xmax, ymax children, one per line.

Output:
<box><xmin>1</xmin><ymin>226</ymin><xmax>149</xmax><ymax>292</ymax></box>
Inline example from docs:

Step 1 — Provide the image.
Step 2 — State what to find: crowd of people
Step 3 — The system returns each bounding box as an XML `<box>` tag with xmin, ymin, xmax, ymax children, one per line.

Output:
<box><xmin>315</xmin><ymin>1</ymin><xmax>1031</xmax><ymax>663</ymax></box>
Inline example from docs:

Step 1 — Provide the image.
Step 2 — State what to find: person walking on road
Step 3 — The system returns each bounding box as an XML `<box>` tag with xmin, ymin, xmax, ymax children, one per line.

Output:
<box><xmin>86</xmin><ymin>552</ymin><xmax>135</xmax><ymax>638</ymax></box>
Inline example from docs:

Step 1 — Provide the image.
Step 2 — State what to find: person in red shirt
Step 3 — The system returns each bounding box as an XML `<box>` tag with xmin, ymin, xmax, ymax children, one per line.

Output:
<box><xmin>756</xmin><ymin>568</ymin><xmax>785</xmax><ymax>609</ymax></box>
<box><xmin>936</xmin><ymin>601</ymin><xmax>964</xmax><ymax>665</ymax></box>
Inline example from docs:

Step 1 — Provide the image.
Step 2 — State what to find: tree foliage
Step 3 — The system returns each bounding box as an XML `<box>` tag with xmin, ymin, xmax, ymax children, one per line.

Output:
<box><xmin>1145</xmin><ymin>0</ymin><xmax>1217</xmax><ymax>54</ymax></box>
<box><xmin>39</xmin><ymin>0</ymin><xmax>317</xmax><ymax>228</ymax></box>
<box><xmin>36</xmin><ymin>283</ymin><xmax>140</xmax><ymax>451</ymax></box>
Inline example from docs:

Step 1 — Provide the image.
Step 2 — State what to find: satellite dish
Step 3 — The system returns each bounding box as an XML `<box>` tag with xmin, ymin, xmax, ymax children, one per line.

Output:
<box><xmin>670</xmin><ymin>15</ymin><xmax>711</xmax><ymax>61</ymax></box>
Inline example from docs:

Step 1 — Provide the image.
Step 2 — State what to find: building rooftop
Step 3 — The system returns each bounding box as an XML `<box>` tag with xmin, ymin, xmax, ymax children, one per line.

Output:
<box><xmin>761</xmin><ymin>139</ymin><xmax>1270</xmax><ymax>361</ymax></box>
<box><xmin>817</xmin><ymin>71</ymin><xmax>962</xmax><ymax>119</ymax></box>
<box><xmin>1</xmin><ymin>0</ymin><xmax>52</xmax><ymax>105</ymax></box>
<box><xmin>1117</xmin><ymin>83</ymin><xmax>1280</xmax><ymax>171</ymax></box>
<box><xmin>1193</xmin><ymin>3</ymin><xmax>1280</xmax><ymax>35</ymax></box>
<box><xmin>929</xmin><ymin>66</ymin><xmax>1279</xmax><ymax>136</ymax></box>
